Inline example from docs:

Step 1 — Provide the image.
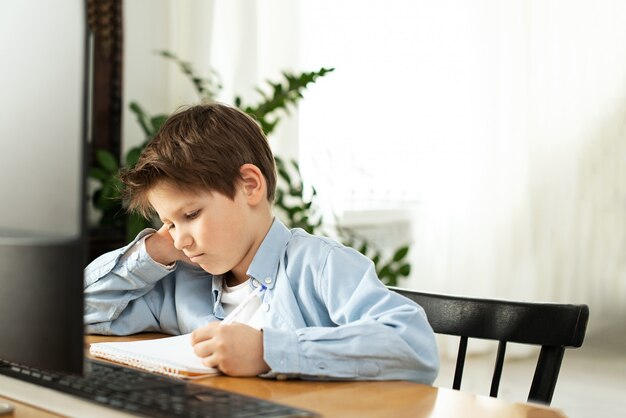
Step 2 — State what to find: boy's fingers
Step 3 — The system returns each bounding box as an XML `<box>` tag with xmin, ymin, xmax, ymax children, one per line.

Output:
<box><xmin>201</xmin><ymin>355</ymin><xmax>218</xmax><ymax>368</ymax></box>
<box><xmin>192</xmin><ymin>339</ymin><xmax>214</xmax><ymax>358</ymax></box>
<box><xmin>190</xmin><ymin>322</ymin><xmax>219</xmax><ymax>344</ymax></box>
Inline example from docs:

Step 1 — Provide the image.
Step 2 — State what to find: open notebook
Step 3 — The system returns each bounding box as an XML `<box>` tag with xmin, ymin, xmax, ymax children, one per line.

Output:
<box><xmin>89</xmin><ymin>334</ymin><xmax>218</xmax><ymax>379</ymax></box>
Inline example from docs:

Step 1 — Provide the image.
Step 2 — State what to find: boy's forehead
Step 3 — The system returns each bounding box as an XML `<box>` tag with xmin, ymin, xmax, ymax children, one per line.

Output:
<box><xmin>149</xmin><ymin>180</ymin><xmax>209</xmax><ymax>197</ymax></box>
<box><xmin>147</xmin><ymin>182</ymin><xmax>204</xmax><ymax>210</ymax></box>
<box><xmin>149</xmin><ymin>181</ymin><xmax>188</xmax><ymax>197</ymax></box>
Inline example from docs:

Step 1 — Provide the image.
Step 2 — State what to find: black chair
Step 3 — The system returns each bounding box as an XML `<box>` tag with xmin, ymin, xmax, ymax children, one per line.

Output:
<box><xmin>389</xmin><ymin>286</ymin><xmax>589</xmax><ymax>405</ymax></box>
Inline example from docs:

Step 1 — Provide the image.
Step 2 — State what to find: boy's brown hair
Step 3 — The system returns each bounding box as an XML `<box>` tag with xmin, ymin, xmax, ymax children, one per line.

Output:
<box><xmin>120</xmin><ymin>102</ymin><xmax>277</xmax><ymax>217</ymax></box>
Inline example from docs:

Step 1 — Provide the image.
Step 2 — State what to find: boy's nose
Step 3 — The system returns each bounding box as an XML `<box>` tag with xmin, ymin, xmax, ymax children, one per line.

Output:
<box><xmin>173</xmin><ymin>231</ymin><xmax>192</xmax><ymax>250</ymax></box>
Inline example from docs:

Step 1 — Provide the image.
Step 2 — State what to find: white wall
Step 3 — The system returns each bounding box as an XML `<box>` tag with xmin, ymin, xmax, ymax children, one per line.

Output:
<box><xmin>0</xmin><ymin>0</ymin><xmax>84</xmax><ymax>237</ymax></box>
<box><xmin>122</xmin><ymin>0</ymin><xmax>173</xmax><ymax>154</ymax></box>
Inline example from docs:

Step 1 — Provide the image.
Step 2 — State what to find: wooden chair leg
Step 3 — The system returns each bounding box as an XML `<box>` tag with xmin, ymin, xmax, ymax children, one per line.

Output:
<box><xmin>528</xmin><ymin>346</ymin><xmax>565</xmax><ymax>405</ymax></box>
<box><xmin>490</xmin><ymin>341</ymin><xmax>507</xmax><ymax>397</ymax></box>
<box><xmin>453</xmin><ymin>336</ymin><xmax>468</xmax><ymax>390</ymax></box>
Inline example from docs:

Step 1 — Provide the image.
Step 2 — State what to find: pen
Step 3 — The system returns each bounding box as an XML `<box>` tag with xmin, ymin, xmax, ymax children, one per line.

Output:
<box><xmin>221</xmin><ymin>283</ymin><xmax>267</xmax><ymax>325</ymax></box>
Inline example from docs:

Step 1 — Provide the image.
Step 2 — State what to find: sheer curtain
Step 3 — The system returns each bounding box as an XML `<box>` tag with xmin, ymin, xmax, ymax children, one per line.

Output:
<box><xmin>297</xmin><ymin>0</ymin><xmax>626</xmax><ymax>329</ymax></box>
<box><xmin>125</xmin><ymin>1</ymin><xmax>626</xmax><ymax>330</ymax></box>
<box><xmin>123</xmin><ymin>0</ymin><xmax>300</xmax><ymax>160</ymax></box>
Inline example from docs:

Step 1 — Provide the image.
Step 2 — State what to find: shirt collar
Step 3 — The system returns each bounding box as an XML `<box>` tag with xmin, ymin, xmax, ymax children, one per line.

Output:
<box><xmin>246</xmin><ymin>217</ymin><xmax>290</xmax><ymax>290</ymax></box>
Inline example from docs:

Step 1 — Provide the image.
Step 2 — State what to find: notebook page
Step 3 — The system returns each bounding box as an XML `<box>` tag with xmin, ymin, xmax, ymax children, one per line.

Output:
<box><xmin>90</xmin><ymin>334</ymin><xmax>218</xmax><ymax>378</ymax></box>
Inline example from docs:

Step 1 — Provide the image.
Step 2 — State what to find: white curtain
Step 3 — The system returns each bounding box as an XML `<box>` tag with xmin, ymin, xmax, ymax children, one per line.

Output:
<box><xmin>297</xmin><ymin>0</ymin><xmax>626</xmax><ymax>330</ymax></box>
<box><xmin>123</xmin><ymin>0</ymin><xmax>300</xmax><ymax>160</ymax></box>
<box><xmin>124</xmin><ymin>0</ymin><xmax>626</xmax><ymax>331</ymax></box>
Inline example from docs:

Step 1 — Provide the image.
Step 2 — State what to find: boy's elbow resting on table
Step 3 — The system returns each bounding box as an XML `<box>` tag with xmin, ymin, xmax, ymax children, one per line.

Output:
<box><xmin>260</xmin><ymin>326</ymin><xmax>440</xmax><ymax>384</ymax></box>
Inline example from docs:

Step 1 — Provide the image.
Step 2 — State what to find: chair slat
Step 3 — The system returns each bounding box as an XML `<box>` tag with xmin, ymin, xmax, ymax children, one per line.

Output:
<box><xmin>490</xmin><ymin>341</ymin><xmax>507</xmax><ymax>397</ymax></box>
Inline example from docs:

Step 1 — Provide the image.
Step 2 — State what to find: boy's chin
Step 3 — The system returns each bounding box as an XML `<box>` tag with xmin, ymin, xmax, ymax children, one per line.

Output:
<box><xmin>198</xmin><ymin>264</ymin><xmax>214</xmax><ymax>273</ymax></box>
<box><xmin>197</xmin><ymin>263</ymin><xmax>226</xmax><ymax>276</ymax></box>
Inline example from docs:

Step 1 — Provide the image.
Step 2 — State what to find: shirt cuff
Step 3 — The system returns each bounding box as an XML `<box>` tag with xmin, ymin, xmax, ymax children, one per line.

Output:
<box><xmin>260</xmin><ymin>328</ymin><xmax>301</xmax><ymax>379</ymax></box>
<box><xmin>113</xmin><ymin>234</ymin><xmax>177</xmax><ymax>286</ymax></box>
<box><xmin>122</xmin><ymin>233</ymin><xmax>175</xmax><ymax>270</ymax></box>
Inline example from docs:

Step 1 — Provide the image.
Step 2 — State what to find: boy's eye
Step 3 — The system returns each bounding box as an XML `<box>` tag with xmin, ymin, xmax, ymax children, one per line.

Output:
<box><xmin>185</xmin><ymin>210</ymin><xmax>200</xmax><ymax>220</ymax></box>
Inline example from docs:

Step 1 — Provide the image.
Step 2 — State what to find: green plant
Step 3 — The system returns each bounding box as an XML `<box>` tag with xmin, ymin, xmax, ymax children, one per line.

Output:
<box><xmin>336</xmin><ymin>226</ymin><xmax>411</xmax><ymax>286</ymax></box>
<box><xmin>273</xmin><ymin>157</ymin><xmax>322</xmax><ymax>234</ymax></box>
<box><xmin>89</xmin><ymin>51</ymin><xmax>411</xmax><ymax>286</ymax></box>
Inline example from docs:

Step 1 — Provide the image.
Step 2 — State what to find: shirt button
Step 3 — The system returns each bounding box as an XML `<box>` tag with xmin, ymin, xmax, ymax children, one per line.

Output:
<box><xmin>264</xmin><ymin>277</ymin><xmax>272</xmax><ymax>284</ymax></box>
<box><xmin>131</xmin><ymin>252</ymin><xmax>139</xmax><ymax>261</ymax></box>
<box><xmin>262</xmin><ymin>303</ymin><xmax>270</xmax><ymax>312</ymax></box>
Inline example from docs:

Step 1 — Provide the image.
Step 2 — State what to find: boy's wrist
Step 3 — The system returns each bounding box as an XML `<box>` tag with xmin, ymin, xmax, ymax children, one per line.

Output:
<box><xmin>145</xmin><ymin>232</ymin><xmax>178</xmax><ymax>265</ymax></box>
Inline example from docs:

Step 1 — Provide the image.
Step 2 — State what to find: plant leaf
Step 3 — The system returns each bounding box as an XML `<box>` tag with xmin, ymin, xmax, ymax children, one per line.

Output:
<box><xmin>150</xmin><ymin>114</ymin><xmax>169</xmax><ymax>135</ymax></box>
<box><xmin>129</xmin><ymin>101</ymin><xmax>152</xmax><ymax>137</ymax></box>
<box><xmin>398</xmin><ymin>263</ymin><xmax>411</xmax><ymax>277</ymax></box>
<box><xmin>392</xmin><ymin>246</ymin><xmax>410</xmax><ymax>262</ymax></box>
<box><xmin>125</xmin><ymin>147</ymin><xmax>142</xmax><ymax>168</ymax></box>
<box><xmin>96</xmin><ymin>150</ymin><xmax>118</xmax><ymax>173</ymax></box>
<box><xmin>378</xmin><ymin>265</ymin><xmax>391</xmax><ymax>279</ymax></box>
<box><xmin>127</xmin><ymin>212</ymin><xmax>151</xmax><ymax>242</ymax></box>
<box><xmin>89</xmin><ymin>167</ymin><xmax>108</xmax><ymax>181</ymax></box>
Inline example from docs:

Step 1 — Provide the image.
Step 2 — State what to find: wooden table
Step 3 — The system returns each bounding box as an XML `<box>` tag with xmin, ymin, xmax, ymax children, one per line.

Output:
<box><xmin>0</xmin><ymin>334</ymin><xmax>567</xmax><ymax>418</ymax></box>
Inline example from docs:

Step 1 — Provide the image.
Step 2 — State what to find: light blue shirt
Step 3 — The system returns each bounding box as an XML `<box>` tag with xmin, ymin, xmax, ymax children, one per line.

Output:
<box><xmin>84</xmin><ymin>218</ymin><xmax>439</xmax><ymax>383</ymax></box>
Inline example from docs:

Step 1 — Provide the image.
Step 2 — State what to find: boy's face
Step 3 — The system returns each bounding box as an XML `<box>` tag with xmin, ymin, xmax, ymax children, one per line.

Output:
<box><xmin>147</xmin><ymin>181</ymin><xmax>262</xmax><ymax>283</ymax></box>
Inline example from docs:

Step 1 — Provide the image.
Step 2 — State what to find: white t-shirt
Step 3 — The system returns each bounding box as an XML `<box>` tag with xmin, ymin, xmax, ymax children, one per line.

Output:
<box><xmin>220</xmin><ymin>280</ymin><xmax>265</xmax><ymax>330</ymax></box>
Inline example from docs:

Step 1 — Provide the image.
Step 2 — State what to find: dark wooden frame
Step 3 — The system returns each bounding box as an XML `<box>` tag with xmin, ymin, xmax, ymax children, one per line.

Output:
<box><xmin>86</xmin><ymin>0</ymin><xmax>125</xmax><ymax>261</ymax></box>
<box><xmin>86</xmin><ymin>0</ymin><xmax>123</xmax><ymax>165</ymax></box>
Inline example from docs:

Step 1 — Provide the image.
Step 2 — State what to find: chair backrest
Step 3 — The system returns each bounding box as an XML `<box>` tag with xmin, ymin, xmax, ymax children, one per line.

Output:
<box><xmin>389</xmin><ymin>286</ymin><xmax>589</xmax><ymax>405</ymax></box>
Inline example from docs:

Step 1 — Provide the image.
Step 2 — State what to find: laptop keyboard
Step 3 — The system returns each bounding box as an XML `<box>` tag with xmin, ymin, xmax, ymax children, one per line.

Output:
<box><xmin>0</xmin><ymin>358</ymin><xmax>318</xmax><ymax>417</ymax></box>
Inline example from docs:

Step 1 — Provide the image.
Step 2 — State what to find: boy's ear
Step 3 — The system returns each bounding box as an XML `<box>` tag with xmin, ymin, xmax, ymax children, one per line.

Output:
<box><xmin>239</xmin><ymin>163</ymin><xmax>266</xmax><ymax>205</ymax></box>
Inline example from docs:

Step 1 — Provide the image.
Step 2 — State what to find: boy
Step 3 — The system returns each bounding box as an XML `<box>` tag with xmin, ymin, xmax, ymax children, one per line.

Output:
<box><xmin>84</xmin><ymin>103</ymin><xmax>439</xmax><ymax>382</ymax></box>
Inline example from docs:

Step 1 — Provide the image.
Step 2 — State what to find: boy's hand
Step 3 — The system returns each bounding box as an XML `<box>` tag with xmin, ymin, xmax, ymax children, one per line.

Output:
<box><xmin>191</xmin><ymin>322</ymin><xmax>270</xmax><ymax>376</ymax></box>
<box><xmin>145</xmin><ymin>224</ymin><xmax>193</xmax><ymax>266</ymax></box>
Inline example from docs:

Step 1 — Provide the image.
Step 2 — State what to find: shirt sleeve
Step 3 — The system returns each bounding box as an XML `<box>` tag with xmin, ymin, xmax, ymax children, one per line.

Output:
<box><xmin>261</xmin><ymin>245</ymin><xmax>440</xmax><ymax>384</ymax></box>
<box><xmin>83</xmin><ymin>229</ymin><xmax>179</xmax><ymax>335</ymax></box>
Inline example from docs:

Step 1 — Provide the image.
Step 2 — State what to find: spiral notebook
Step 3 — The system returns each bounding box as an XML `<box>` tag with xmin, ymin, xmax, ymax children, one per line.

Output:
<box><xmin>89</xmin><ymin>334</ymin><xmax>219</xmax><ymax>379</ymax></box>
